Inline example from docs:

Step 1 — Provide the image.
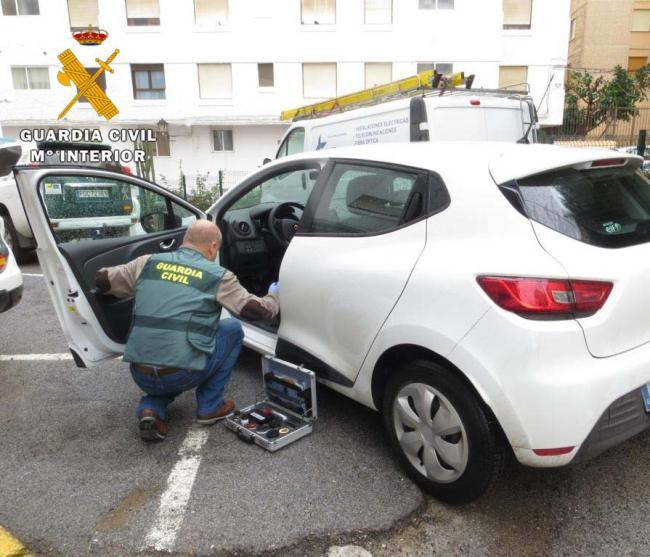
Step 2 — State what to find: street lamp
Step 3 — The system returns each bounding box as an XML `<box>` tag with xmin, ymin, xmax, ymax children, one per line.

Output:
<box><xmin>156</xmin><ymin>118</ymin><xmax>170</xmax><ymax>157</ymax></box>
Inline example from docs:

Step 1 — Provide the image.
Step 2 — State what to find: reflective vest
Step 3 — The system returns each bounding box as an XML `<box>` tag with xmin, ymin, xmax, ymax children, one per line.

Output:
<box><xmin>123</xmin><ymin>247</ymin><xmax>225</xmax><ymax>371</ymax></box>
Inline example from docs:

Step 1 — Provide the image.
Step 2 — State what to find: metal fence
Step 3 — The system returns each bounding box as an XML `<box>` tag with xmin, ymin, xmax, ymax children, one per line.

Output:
<box><xmin>542</xmin><ymin>105</ymin><xmax>650</xmax><ymax>148</ymax></box>
<box><xmin>156</xmin><ymin>169</ymin><xmax>253</xmax><ymax>208</ymax></box>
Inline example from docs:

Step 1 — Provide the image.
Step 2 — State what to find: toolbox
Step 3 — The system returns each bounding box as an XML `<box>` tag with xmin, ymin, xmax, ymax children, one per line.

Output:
<box><xmin>225</xmin><ymin>355</ymin><xmax>317</xmax><ymax>451</ymax></box>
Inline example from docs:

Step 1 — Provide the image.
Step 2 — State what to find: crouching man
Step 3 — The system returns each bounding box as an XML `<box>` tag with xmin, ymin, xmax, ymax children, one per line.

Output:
<box><xmin>95</xmin><ymin>220</ymin><xmax>279</xmax><ymax>441</ymax></box>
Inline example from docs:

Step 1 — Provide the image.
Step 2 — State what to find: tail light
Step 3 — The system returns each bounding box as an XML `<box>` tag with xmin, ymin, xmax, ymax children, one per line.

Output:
<box><xmin>122</xmin><ymin>203</ymin><xmax>133</xmax><ymax>214</ymax></box>
<box><xmin>477</xmin><ymin>276</ymin><xmax>613</xmax><ymax>319</ymax></box>
<box><xmin>121</xmin><ymin>166</ymin><xmax>132</xmax><ymax>174</ymax></box>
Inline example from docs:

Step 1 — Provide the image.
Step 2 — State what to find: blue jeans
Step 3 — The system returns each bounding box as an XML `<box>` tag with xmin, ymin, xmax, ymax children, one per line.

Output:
<box><xmin>130</xmin><ymin>318</ymin><xmax>244</xmax><ymax>421</ymax></box>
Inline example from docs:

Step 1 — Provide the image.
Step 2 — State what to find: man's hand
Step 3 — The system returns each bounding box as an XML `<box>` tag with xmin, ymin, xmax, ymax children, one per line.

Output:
<box><xmin>268</xmin><ymin>282</ymin><xmax>279</xmax><ymax>296</ymax></box>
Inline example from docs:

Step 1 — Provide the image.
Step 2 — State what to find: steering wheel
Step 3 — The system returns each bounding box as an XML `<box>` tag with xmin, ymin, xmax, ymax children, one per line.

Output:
<box><xmin>267</xmin><ymin>202</ymin><xmax>305</xmax><ymax>247</ymax></box>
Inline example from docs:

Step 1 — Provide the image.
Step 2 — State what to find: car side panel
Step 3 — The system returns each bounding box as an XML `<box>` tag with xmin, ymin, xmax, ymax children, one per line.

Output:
<box><xmin>0</xmin><ymin>176</ymin><xmax>33</xmax><ymax>240</ymax></box>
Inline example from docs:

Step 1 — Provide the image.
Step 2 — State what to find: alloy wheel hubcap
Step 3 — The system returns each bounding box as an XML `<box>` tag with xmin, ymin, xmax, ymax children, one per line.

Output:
<box><xmin>393</xmin><ymin>382</ymin><xmax>468</xmax><ymax>483</ymax></box>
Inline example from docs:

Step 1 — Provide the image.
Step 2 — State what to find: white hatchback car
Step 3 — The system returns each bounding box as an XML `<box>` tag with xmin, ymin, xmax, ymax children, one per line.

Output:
<box><xmin>0</xmin><ymin>216</ymin><xmax>23</xmax><ymax>313</ymax></box>
<box><xmin>9</xmin><ymin>142</ymin><xmax>650</xmax><ymax>503</ymax></box>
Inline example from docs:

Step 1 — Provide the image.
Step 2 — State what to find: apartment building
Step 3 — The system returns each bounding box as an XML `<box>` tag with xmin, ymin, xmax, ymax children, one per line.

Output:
<box><xmin>569</xmin><ymin>0</ymin><xmax>650</xmax><ymax>72</ymax></box>
<box><xmin>0</xmin><ymin>0</ymin><xmax>570</xmax><ymax>188</ymax></box>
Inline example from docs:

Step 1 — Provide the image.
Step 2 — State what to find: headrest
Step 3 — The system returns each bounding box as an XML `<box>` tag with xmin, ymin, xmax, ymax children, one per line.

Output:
<box><xmin>346</xmin><ymin>174</ymin><xmax>392</xmax><ymax>213</ymax></box>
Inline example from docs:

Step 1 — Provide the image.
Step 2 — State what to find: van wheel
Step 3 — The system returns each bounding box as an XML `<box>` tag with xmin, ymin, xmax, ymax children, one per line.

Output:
<box><xmin>383</xmin><ymin>360</ymin><xmax>503</xmax><ymax>504</ymax></box>
<box><xmin>3</xmin><ymin>216</ymin><xmax>31</xmax><ymax>264</ymax></box>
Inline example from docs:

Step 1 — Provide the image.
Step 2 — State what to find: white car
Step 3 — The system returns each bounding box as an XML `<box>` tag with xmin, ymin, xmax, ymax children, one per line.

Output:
<box><xmin>0</xmin><ymin>216</ymin><xmax>23</xmax><ymax>313</ymax></box>
<box><xmin>9</xmin><ymin>142</ymin><xmax>650</xmax><ymax>503</ymax></box>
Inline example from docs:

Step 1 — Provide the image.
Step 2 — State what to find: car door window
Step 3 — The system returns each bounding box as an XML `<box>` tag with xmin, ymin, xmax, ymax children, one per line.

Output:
<box><xmin>308</xmin><ymin>163</ymin><xmax>426</xmax><ymax>235</ymax></box>
<box><xmin>277</xmin><ymin>128</ymin><xmax>305</xmax><ymax>159</ymax></box>
<box><xmin>228</xmin><ymin>166</ymin><xmax>319</xmax><ymax>211</ymax></box>
<box><xmin>38</xmin><ymin>175</ymin><xmax>197</xmax><ymax>244</ymax></box>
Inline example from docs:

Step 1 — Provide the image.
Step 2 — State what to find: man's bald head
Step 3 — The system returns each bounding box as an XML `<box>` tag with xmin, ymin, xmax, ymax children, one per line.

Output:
<box><xmin>182</xmin><ymin>220</ymin><xmax>222</xmax><ymax>260</ymax></box>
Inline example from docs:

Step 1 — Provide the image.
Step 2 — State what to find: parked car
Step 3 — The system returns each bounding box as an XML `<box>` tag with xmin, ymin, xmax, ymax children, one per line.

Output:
<box><xmin>8</xmin><ymin>142</ymin><xmax>650</xmax><ymax>504</ymax></box>
<box><xmin>0</xmin><ymin>140</ymin><xmax>134</xmax><ymax>260</ymax></box>
<box><xmin>0</xmin><ymin>216</ymin><xmax>23</xmax><ymax>314</ymax></box>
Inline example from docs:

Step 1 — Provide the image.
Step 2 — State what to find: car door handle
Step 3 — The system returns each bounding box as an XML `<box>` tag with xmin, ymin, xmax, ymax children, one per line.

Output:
<box><xmin>159</xmin><ymin>238</ymin><xmax>177</xmax><ymax>251</ymax></box>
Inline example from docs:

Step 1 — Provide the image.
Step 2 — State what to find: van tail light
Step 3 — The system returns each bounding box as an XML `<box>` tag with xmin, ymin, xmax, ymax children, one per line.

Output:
<box><xmin>121</xmin><ymin>166</ymin><xmax>132</xmax><ymax>174</ymax></box>
<box><xmin>477</xmin><ymin>277</ymin><xmax>613</xmax><ymax>319</ymax></box>
<box><xmin>0</xmin><ymin>253</ymin><xmax>6</xmax><ymax>272</ymax></box>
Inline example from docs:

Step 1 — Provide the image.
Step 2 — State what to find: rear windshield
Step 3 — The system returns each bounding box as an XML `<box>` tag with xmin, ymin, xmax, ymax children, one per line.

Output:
<box><xmin>517</xmin><ymin>167</ymin><xmax>650</xmax><ymax>248</ymax></box>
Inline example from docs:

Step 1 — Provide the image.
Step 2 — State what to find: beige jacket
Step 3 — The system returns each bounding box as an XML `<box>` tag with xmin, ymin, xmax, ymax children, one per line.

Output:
<box><xmin>96</xmin><ymin>254</ymin><xmax>279</xmax><ymax>321</ymax></box>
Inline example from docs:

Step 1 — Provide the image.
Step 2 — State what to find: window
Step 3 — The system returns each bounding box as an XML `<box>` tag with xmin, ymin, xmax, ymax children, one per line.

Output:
<box><xmin>419</xmin><ymin>0</ymin><xmax>454</xmax><ymax>9</ymax></box>
<box><xmin>499</xmin><ymin>65</ymin><xmax>528</xmax><ymax>88</ymax></box>
<box><xmin>503</xmin><ymin>0</ymin><xmax>532</xmax><ymax>29</ymax></box>
<box><xmin>365</xmin><ymin>0</ymin><xmax>391</xmax><ymax>24</ymax></box>
<box><xmin>258</xmin><ymin>63</ymin><xmax>274</xmax><ymax>87</ymax></box>
<box><xmin>125</xmin><ymin>0</ymin><xmax>160</xmax><ymax>26</ymax></box>
<box><xmin>303</xmin><ymin>63</ymin><xmax>337</xmax><ymax>98</ymax></box>
<box><xmin>198</xmin><ymin>64</ymin><xmax>232</xmax><ymax>98</ymax></box>
<box><xmin>417</xmin><ymin>62</ymin><xmax>453</xmax><ymax>75</ymax></box>
<box><xmin>131</xmin><ymin>64</ymin><xmax>165</xmax><ymax>99</ymax></box>
<box><xmin>309</xmin><ymin>163</ymin><xmax>430</xmax><ymax>235</ymax></box>
<box><xmin>365</xmin><ymin>63</ymin><xmax>392</xmax><ymax>87</ymax></box>
<box><xmin>78</xmin><ymin>67</ymin><xmax>106</xmax><ymax>103</ymax></box>
<box><xmin>629</xmin><ymin>57</ymin><xmax>648</xmax><ymax>73</ymax></box>
<box><xmin>570</xmin><ymin>17</ymin><xmax>576</xmax><ymax>40</ymax></box>
<box><xmin>229</xmin><ymin>167</ymin><xmax>319</xmax><ymax>211</ymax></box>
<box><xmin>277</xmin><ymin>128</ymin><xmax>305</xmax><ymax>158</ymax></box>
<box><xmin>67</xmin><ymin>0</ymin><xmax>98</xmax><ymax>28</ymax></box>
<box><xmin>632</xmin><ymin>9</ymin><xmax>650</xmax><ymax>32</ymax></box>
<box><xmin>38</xmin><ymin>177</ymin><xmax>197</xmax><ymax>243</ymax></box>
<box><xmin>11</xmin><ymin>67</ymin><xmax>49</xmax><ymax>90</ymax></box>
<box><xmin>213</xmin><ymin>129</ymin><xmax>234</xmax><ymax>151</ymax></box>
<box><xmin>194</xmin><ymin>0</ymin><xmax>228</xmax><ymax>25</ymax></box>
<box><xmin>516</xmin><ymin>167</ymin><xmax>650</xmax><ymax>249</ymax></box>
<box><xmin>1</xmin><ymin>0</ymin><xmax>39</xmax><ymax>15</ymax></box>
<box><xmin>301</xmin><ymin>0</ymin><xmax>335</xmax><ymax>24</ymax></box>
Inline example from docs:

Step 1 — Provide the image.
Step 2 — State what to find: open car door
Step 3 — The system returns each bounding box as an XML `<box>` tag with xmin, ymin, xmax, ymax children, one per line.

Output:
<box><xmin>14</xmin><ymin>165</ymin><xmax>204</xmax><ymax>368</ymax></box>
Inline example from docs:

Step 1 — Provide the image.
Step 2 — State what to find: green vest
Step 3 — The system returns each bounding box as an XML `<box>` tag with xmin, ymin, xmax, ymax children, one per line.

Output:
<box><xmin>123</xmin><ymin>247</ymin><xmax>226</xmax><ymax>371</ymax></box>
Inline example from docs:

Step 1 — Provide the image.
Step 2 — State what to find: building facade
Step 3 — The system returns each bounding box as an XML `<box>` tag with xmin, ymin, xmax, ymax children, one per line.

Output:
<box><xmin>0</xmin><ymin>0</ymin><xmax>570</xmax><ymax>190</ymax></box>
<box><xmin>569</xmin><ymin>0</ymin><xmax>650</xmax><ymax>72</ymax></box>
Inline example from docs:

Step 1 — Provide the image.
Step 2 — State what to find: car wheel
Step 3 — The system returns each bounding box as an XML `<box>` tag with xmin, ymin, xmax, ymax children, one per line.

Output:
<box><xmin>383</xmin><ymin>360</ymin><xmax>504</xmax><ymax>504</ymax></box>
<box><xmin>3</xmin><ymin>215</ymin><xmax>31</xmax><ymax>264</ymax></box>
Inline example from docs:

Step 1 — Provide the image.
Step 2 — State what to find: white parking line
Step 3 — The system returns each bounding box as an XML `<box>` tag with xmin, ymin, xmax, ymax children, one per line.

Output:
<box><xmin>21</xmin><ymin>273</ymin><xmax>44</xmax><ymax>277</ymax></box>
<box><xmin>0</xmin><ymin>353</ymin><xmax>72</xmax><ymax>361</ymax></box>
<box><xmin>144</xmin><ymin>427</ymin><xmax>209</xmax><ymax>552</ymax></box>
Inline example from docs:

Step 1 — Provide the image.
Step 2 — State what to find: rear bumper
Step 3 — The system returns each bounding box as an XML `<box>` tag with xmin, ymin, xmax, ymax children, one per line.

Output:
<box><xmin>572</xmin><ymin>387</ymin><xmax>650</xmax><ymax>464</ymax></box>
<box><xmin>0</xmin><ymin>283</ymin><xmax>23</xmax><ymax>313</ymax></box>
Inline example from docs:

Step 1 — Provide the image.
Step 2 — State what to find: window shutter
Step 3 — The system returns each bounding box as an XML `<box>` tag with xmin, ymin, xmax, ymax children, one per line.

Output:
<box><xmin>301</xmin><ymin>0</ymin><xmax>335</xmax><ymax>24</ymax></box>
<box><xmin>67</xmin><ymin>0</ymin><xmax>98</xmax><ymax>27</ymax></box>
<box><xmin>126</xmin><ymin>0</ymin><xmax>159</xmax><ymax>19</ymax></box>
<box><xmin>365</xmin><ymin>63</ymin><xmax>392</xmax><ymax>87</ymax></box>
<box><xmin>503</xmin><ymin>0</ymin><xmax>532</xmax><ymax>27</ymax></box>
<box><xmin>365</xmin><ymin>0</ymin><xmax>391</xmax><ymax>24</ymax></box>
<box><xmin>303</xmin><ymin>63</ymin><xmax>337</xmax><ymax>98</ymax></box>
<box><xmin>194</xmin><ymin>0</ymin><xmax>228</xmax><ymax>25</ymax></box>
<box><xmin>198</xmin><ymin>64</ymin><xmax>232</xmax><ymax>98</ymax></box>
<box><xmin>632</xmin><ymin>10</ymin><xmax>650</xmax><ymax>32</ymax></box>
<box><xmin>499</xmin><ymin>65</ymin><xmax>528</xmax><ymax>88</ymax></box>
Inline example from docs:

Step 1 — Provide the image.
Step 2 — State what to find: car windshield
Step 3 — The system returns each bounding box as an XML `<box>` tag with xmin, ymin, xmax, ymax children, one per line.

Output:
<box><xmin>517</xmin><ymin>166</ymin><xmax>650</xmax><ymax>248</ymax></box>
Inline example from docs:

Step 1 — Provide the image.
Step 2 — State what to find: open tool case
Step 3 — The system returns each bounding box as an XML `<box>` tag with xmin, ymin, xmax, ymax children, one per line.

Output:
<box><xmin>225</xmin><ymin>355</ymin><xmax>317</xmax><ymax>451</ymax></box>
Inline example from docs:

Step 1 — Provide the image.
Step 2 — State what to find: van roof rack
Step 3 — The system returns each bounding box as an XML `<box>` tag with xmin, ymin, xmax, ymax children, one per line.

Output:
<box><xmin>281</xmin><ymin>70</ymin><xmax>531</xmax><ymax>122</ymax></box>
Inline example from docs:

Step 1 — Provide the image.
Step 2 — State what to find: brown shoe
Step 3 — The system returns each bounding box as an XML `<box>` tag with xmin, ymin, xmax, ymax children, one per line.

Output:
<box><xmin>197</xmin><ymin>400</ymin><xmax>236</xmax><ymax>425</ymax></box>
<box><xmin>139</xmin><ymin>409</ymin><xmax>167</xmax><ymax>441</ymax></box>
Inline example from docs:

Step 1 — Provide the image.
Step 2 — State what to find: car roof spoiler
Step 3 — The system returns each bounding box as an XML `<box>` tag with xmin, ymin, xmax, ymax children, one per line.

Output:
<box><xmin>0</xmin><ymin>143</ymin><xmax>22</xmax><ymax>177</ymax></box>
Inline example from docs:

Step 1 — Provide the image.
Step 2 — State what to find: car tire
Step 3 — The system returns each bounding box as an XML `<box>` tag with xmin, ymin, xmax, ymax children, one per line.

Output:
<box><xmin>383</xmin><ymin>359</ymin><xmax>504</xmax><ymax>504</ymax></box>
<box><xmin>3</xmin><ymin>215</ymin><xmax>31</xmax><ymax>264</ymax></box>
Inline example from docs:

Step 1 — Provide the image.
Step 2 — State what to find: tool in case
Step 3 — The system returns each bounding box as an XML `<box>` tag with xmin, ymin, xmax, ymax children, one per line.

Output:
<box><xmin>225</xmin><ymin>355</ymin><xmax>317</xmax><ymax>451</ymax></box>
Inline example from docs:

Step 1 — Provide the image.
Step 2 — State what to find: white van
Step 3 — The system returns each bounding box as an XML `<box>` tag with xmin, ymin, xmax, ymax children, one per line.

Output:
<box><xmin>276</xmin><ymin>90</ymin><xmax>538</xmax><ymax>159</ymax></box>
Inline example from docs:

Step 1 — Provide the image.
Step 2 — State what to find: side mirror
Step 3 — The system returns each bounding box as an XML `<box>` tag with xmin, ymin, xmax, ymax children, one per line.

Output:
<box><xmin>0</xmin><ymin>144</ymin><xmax>22</xmax><ymax>177</ymax></box>
<box><xmin>262</xmin><ymin>157</ymin><xmax>272</xmax><ymax>165</ymax></box>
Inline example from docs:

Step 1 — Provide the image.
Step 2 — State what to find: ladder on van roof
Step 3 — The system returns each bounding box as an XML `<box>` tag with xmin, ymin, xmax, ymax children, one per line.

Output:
<box><xmin>280</xmin><ymin>70</ymin><xmax>530</xmax><ymax>122</ymax></box>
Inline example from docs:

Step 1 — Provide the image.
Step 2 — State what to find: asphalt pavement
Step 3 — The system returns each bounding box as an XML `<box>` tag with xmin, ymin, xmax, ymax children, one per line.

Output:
<box><xmin>2</xmin><ymin>261</ymin><xmax>650</xmax><ymax>556</ymax></box>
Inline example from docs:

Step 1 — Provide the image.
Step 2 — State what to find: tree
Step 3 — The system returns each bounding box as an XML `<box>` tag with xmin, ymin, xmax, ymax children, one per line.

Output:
<box><xmin>563</xmin><ymin>65</ymin><xmax>650</xmax><ymax>136</ymax></box>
